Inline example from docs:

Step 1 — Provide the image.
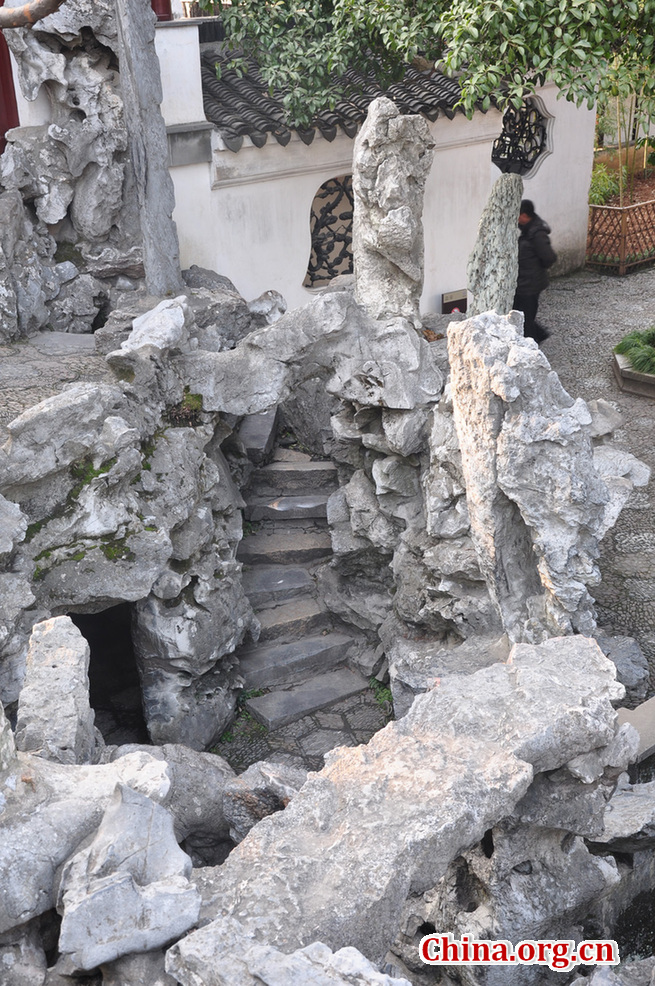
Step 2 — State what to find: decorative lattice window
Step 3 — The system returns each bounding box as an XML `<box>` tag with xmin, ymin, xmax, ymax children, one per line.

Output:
<box><xmin>303</xmin><ymin>175</ymin><xmax>354</xmax><ymax>287</ymax></box>
<box><xmin>492</xmin><ymin>98</ymin><xmax>552</xmax><ymax>177</ymax></box>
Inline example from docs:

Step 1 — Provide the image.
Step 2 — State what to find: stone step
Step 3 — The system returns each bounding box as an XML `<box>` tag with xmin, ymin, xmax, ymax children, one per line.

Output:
<box><xmin>241</xmin><ymin>565</ymin><xmax>315</xmax><ymax>609</ymax></box>
<box><xmin>258</xmin><ymin>597</ymin><xmax>329</xmax><ymax>642</ymax></box>
<box><xmin>244</xmin><ymin>493</ymin><xmax>329</xmax><ymax>522</ymax></box>
<box><xmin>237</xmin><ymin>528</ymin><xmax>332</xmax><ymax>565</ymax></box>
<box><xmin>237</xmin><ymin>408</ymin><xmax>278</xmax><ymax>465</ymax></box>
<box><xmin>246</xmin><ymin>667</ymin><xmax>370</xmax><ymax>730</ymax></box>
<box><xmin>238</xmin><ymin>633</ymin><xmax>354</xmax><ymax>689</ymax></box>
<box><xmin>249</xmin><ymin>460</ymin><xmax>338</xmax><ymax>496</ymax></box>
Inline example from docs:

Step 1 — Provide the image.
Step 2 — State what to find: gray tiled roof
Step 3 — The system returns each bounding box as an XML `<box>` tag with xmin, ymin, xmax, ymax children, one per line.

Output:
<box><xmin>200</xmin><ymin>42</ymin><xmax>471</xmax><ymax>152</ymax></box>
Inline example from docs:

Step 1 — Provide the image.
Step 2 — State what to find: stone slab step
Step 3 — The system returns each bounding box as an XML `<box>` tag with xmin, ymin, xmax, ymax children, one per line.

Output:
<box><xmin>618</xmin><ymin>696</ymin><xmax>655</xmax><ymax>762</ymax></box>
<box><xmin>244</xmin><ymin>494</ymin><xmax>329</xmax><ymax>522</ymax></box>
<box><xmin>258</xmin><ymin>597</ymin><xmax>329</xmax><ymax>642</ymax></box>
<box><xmin>241</xmin><ymin>565</ymin><xmax>314</xmax><ymax>608</ymax></box>
<box><xmin>250</xmin><ymin>460</ymin><xmax>338</xmax><ymax>496</ymax></box>
<box><xmin>246</xmin><ymin>667</ymin><xmax>370</xmax><ymax>729</ymax></box>
<box><xmin>238</xmin><ymin>633</ymin><xmax>354</xmax><ymax>689</ymax></box>
<box><xmin>237</xmin><ymin>408</ymin><xmax>278</xmax><ymax>465</ymax></box>
<box><xmin>238</xmin><ymin>528</ymin><xmax>332</xmax><ymax>565</ymax></box>
<box><xmin>272</xmin><ymin>448</ymin><xmax>313</xmax><ymax>462</ymax></box>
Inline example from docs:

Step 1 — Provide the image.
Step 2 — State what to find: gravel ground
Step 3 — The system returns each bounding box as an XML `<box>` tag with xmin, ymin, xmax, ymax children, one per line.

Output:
<box><xmin>540</xmin><ymin>266</ymin><xmax>655</xmax><ymax>681</ymax></box>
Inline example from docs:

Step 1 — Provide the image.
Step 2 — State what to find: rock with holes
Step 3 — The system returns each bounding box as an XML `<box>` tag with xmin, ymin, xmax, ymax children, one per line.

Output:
<box><xmin>466</xmin><ymin>173</ymin><xmax>523</xmax><ymax>318</ymax></box>
<box><xmin>352</xmin><ymin>97</ymin><xmax>435</xmax><ymax>324</ymax></box>
<box><xmin>15</xmin><ymin>616</ymin><xmax>98</xmax><ymax>765</ymax></box>
<box><xmin>222</xmin><ymin>761</ymin><xmax>308</xmax><ymax>844</ymax></box>
<box><xmin>111</xmin><ymin>742</ymin><xmax>235</xmax><ymax>866</ymax></box>
<box><xmin>57</xmin><ymin>784</ymin><xmax>200</xmax><ymax>971</ymax></box>
<box><xmin>448</xmin><ymin>310</ymin><xmax>648</xmax><ymax>643</ymax></box>
<box><xmin>179</xmin><ymin>291</ymin><xmax>443</xmax><ymax>417</ymax></box>
<box><xmin>168</xmin><ymin>637</ymin><xmax>622</xmax><ymax>973</ymax></box>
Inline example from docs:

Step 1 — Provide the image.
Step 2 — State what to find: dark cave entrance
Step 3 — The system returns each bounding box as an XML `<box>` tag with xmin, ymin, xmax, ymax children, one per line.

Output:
<box><xmin>69</xmin><ymin>603</ymin><xmax>149</xmax><ymax>746</ymax></box>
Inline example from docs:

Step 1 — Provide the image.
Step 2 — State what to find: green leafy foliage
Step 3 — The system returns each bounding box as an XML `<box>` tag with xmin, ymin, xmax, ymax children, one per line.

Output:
<box><xmin>588</xmin><ymin>163</ymin><xmax>627</xmax><ymax>204</ymax></box>
<box><xmin>614</xmin><ymin>326</ymin><xmax>655</xmax><ymax>374</ymax></box>
<box><xmin>202</xmin><ymin>0</ymin><xmax>655</xmax><ymax>126</ymax></box>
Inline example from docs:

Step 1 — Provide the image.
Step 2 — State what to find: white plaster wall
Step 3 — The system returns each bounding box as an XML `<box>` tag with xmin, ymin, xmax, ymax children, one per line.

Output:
<box><xmin>422</xmin><ymin>108</ymin><xmax>504</xmax><ymax>313</ymax></box>
<box><xmin>10</xmin><ymin>56</ymin><xmax>51</xmax><ymax>127</ymax></box>
<box><xmin>520</xmin><ymin>85</ymin><xmax>596</xmax><ymax>273</ymax></box>
<box><xmin>155</xmin><ymin>21</ymin><xmax>205</xmax><ymax>126</ymax></box>
<box><xmin>171</xmin><ymin>131</ymin><xmax>355</xmax><ymax>308</ymax></box>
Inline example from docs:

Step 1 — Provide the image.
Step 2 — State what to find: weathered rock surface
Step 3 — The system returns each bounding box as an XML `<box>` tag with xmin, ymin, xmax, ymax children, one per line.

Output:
<box><xmin>0</xmin><ymin>750</ymin><xmax>170</xmax><ymax>933</ymax></box>
<box><xmin>448</xmin><ymin>310</ymin><xmax>649</xmax><ymax>642</ymax></box>
<box><xmin>467</xmin><ymin>173</ymin><xmax>523</xmax><ymax>318</ymax></box>
<box><xmin>222</xmin><ymin>761</ymin><xmax>308</xmax><ymax>843</ymax></box>
<box><xmin>110</xmin><ymin>742</ymin><xmax>235</xmax><ymax>864</ymax></box>
<box><xmin>595</xmin><ymin>631</ymin><xmax>650</xmax><ymax>709</ymax></box>
<box><xmin>15</xmin><ymin>616</ymin><xmax>97</xmax><ymax>764</ymax></box>
<box><xmin>57</xmin><ymin>784</ymin><xmax>199</xmax><ymax>970</ymax></box>
<box><xmin>352</xmin><ymin>97</ymin><xmax>435</xmax><ymax>323</ymax></box>
<box><xmin>168</xmin><ymin>636</ymin><xmax>623</xmax><ymax>978</ymax></box>
<box><xmin>167</xmin><ymin>926</ymin><xmax>413</xmax><ymax>986</ymax></box>
<box><xmin>591</xmin><ymin>775</ymin><xmax>655</xmax><ymax>852</ymax></box>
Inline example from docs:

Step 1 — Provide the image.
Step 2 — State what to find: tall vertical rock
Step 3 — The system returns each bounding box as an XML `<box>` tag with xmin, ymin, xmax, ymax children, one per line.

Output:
<box><xmin>352</xmin><ymin>97</ymin><xmax>435</xmax><ymax>324</ymax></box>
<box><xmin>114</xmin><ymin>0</ymin><xmax>184</xmax><ymax>296</ymax></box>
<box><xmin>467</xmin><ymin>173</ymin><xmax>523</xmax><ymax>317</ymax></box>
<box><xmin>448</xmin><ymin>310</ymin><xmax>614</xmax><ymax>642</ymax></box>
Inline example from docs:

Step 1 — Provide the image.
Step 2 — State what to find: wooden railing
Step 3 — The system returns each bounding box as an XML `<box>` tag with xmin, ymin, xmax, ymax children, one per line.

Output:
<box><xmin>587</xmin><ymin>199</ymin><xmax>655</xmax><ymax>275</ymax></box>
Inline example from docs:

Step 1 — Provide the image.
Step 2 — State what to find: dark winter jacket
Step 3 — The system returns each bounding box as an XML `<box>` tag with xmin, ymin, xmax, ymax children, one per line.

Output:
<box><xmin>516</xmin><ymin>214</ymin><xmax>557</xmax><ymax>295</ymax></box>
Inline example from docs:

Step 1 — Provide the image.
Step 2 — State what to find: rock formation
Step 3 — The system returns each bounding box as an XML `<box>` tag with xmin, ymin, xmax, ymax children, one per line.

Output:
<box><xmin>467</xmin><ymin>172</ymin><xmax>523</xmax><ymax>317</ymax></box>
<box><xmin>352</xmin><ymin>97</ymin><xmax>435</xmax><ymax>323</ymax></box>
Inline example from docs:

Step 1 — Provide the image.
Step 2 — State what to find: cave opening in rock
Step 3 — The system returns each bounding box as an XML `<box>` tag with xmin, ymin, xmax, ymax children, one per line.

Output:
<box><xmin>69</xmin><ymin>603</ymin><xmax>149</xmax><ymax>746</ymax></box>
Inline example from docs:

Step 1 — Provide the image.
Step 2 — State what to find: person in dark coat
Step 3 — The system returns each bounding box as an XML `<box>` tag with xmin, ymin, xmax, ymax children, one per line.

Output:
<box><xmin>513</xmin><ymin>199</ymin><xmax>557</xmax><ymax>343</ymax></box>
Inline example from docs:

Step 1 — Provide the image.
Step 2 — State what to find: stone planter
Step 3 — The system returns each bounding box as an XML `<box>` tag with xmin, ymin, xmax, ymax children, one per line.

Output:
<box><xmin>613</xmin><ymin>352</ymin><xmax>655</xmax><ymax>398</ymax></box>
<box><xmin>587</xmin><ymin>199</ymin><xmax>655</xmax><ymax>275</ymax></box>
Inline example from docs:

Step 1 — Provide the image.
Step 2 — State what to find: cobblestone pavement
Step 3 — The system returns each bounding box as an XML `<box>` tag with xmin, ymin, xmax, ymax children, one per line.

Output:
<box><xmin>540</xmin><ymin>267</ymin><xmax>655</xmax><ymax>683</ymax></box>
<box><xmin>211</xmin><ymin>686</ymin><xmax>393</xmax><ymax>773</ymax></box>
<box><xmin>0</xmin><ymin>333</ymin><xmax>114</xmax><ymax>442</ymax></box>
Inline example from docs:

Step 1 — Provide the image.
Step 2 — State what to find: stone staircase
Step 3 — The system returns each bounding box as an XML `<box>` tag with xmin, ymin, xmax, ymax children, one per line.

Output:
<box><xmin>234</xmin><ymin>411</ymin><xmax>369</xmax><ymax>731</ymax></box>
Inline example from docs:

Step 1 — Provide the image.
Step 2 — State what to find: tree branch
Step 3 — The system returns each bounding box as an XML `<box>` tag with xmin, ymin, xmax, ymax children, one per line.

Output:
<box><xmin>0</xmin><ymin>0</ymin><xmax>66</xmax><ymax>29</ymax></box>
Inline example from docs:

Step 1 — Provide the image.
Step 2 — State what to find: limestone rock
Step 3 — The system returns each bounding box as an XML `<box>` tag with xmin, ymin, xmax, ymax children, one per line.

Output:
<box><xmin>111</xmin><ymin>742</ymin><xmax>235</xmax><ymax>864</ymax></box>
<box><xmin>0</xmin><ymin>494</ymin><xmax>27</xmax><ymax>558</ymax></box>
<box><xmin>170</xmin><ymin>637</ymin><xmax>620</xmax><ymax>972</ymax></box>
<box><xmin>352</xmin><ymin>97</ymin><xmax>435</xmax><ymax>323</ymax></box>
<box><xmin>248</xmin><ymin>289</ymin><xmax>287</xmax><ymax>327</ymax></box>
<box><xmin>386</xmin><ymin>629</ymin><xmax>510</xmax><ymax>718</ymax></box>
<box><xmin>591</xmin><ymin>777</ymin><xmax>655</xmax><ymax>852</ymax></box>
<box><xmin>167</xmin><ymin>924</ymin><xmax>413</xmax><ymax>986</ymax></box>
<box><xmin>57</xmin><ymin>784</ymin><xmax>200</xmax><ymax>971</ymax></box>
<box><xmin>180</xmin><ymin>291</ymin><xmax>443</xmax><ymax>417</ymax></box>
<box><xmin>0</xmin><ymin>750</ymin><xmax>171</xmax><ymax>933</ymax></box>
<box><xmin>101</xmin><ymin>950</ymin><xmax>178</xmax><ymax>986</ymax></box>
<box><xmin>448</xmin><ymin>311</ymin><xmax>614</xmax><ymax>641</ymax></box>
<box><xmin>587</xmin><ymin>397</ymin><xmax>624</xmax><ymax>439</ymax></box>
<box><xmin>116</xmin><ymin>296</ymin><xmax>193</xmax><ymax>355</ymax></box>
<box><xmin>0</xmin><ymin>700</ymin><xmax>16</xmax><ymax>772</ymax></box>
<box><xmin>0</xmin><ymin>922</ymin><xmax>47</xmax><ymax>986</ymax></box>
<box><xmin>46</xmin><ymin>273</ymin><xmax>108</xmax><ymax>334</ymax></box>
<box><xmin>0</xmin><ymin>189</ymin><xmax>55</xmax><ymax>340</ymax></box>
<box><xmin>223</xmin><ymin>761</ymin><xmax>308</xmax><ymax>843</ymax></box>
<box><xmin>467</xmin><ymin>173</ymin><xmax>523</xmax><ymax>317</ymax></box>
<box><xmin>595</xmin><ymin>632</ymin><xmax>650</xmax><ymax>709</ymax></box>
<box><xmin>15</xmin><ymin>616</ymin><xmax>97</xmax><ymax>765</ymax></box>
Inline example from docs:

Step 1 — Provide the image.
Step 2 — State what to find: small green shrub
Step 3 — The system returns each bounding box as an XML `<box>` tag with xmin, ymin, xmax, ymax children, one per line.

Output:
<box><xmin>614</xmin><ymin>326</ymin><xmax>655</xmax><ymax>374</ymax></box>
<box><xmin>589</xmin><ymin>163</ymin><xmax>627</xmax><ymax>205</ymax></box>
